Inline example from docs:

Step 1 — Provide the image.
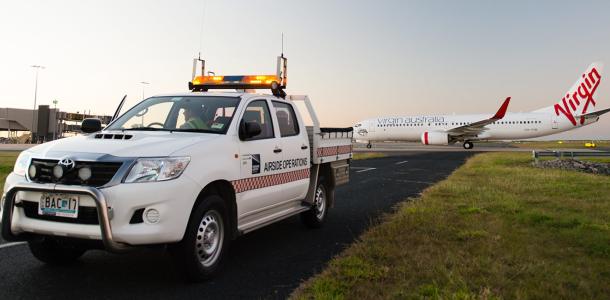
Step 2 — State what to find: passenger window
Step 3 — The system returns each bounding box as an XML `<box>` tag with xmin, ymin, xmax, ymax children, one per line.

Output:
<box><xmin>242</xmin><ymin>100</ymin><xmax>274</xmax><ymax>140</ymax></box>
<box><xmin>272</xmin><ymin>101</ymin><xmax>300</xmax><ymax>137</ymax></box>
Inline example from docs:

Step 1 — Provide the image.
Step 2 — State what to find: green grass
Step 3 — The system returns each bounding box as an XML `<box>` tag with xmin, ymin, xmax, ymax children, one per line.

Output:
<box><xmin>291</xmin><ymin>153</ymin><xmax>610</xmax><ymax>299</ymax></box>
<box><xmin>352</xmin><ymin>152</ymin><xmax>386</xmax><ymax>160</ymax></box>
<box><xmin>0</xmin><ymin>152</ymin><xmax>19</xmax><ymax>192</ymax></box>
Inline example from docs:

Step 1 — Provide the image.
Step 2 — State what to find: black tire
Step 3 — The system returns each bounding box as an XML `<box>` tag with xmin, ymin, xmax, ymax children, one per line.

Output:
<box><xmin>300</xmin><ymin>177</ymin><xmax>329</xmax><ymax>228</ymax></box>
<box><xmin>463</xmin><ymin>141</ymin><xmax>474</xmax><ymax>149</ymax></box>
<box><xmin>366</xmin><ymin>143</ymin><xmax>372</xmax><ymax>149</ymax></box>
<box><xmin>169</xmin><ymin>194</ymin><xmax>229</xmax><ymax>282</ymax></box>
<box><xmin>28</xmin><ymin>238</ymin><xmax>87</xmax><ymax>265</ymax></box>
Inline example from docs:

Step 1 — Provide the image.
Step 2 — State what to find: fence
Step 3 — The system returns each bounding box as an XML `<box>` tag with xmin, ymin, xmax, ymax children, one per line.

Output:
<box><xmin>532</xmin><ymin>150</ymin><xmax>610</xmax><ymax>163</ymax></box>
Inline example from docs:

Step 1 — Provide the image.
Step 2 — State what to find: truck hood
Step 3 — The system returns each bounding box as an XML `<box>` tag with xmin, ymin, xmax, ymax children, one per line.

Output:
<box><xmin>27</xmin><ymin>131</ymin><xmax>220</xmax><ymax>159</ymax></box>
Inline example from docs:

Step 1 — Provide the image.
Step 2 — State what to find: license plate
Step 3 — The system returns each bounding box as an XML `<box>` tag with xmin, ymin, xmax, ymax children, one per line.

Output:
<box><xmin>38</xmin><ymin>193</ymin><xmax>79</xmax><ymax>218</ymax></box>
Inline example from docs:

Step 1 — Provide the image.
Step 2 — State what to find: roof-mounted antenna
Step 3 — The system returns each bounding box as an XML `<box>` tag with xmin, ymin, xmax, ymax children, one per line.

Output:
<box><xmin>191</xmin><ymin>53</ymin><xmax>206</xmax><ymax>90</ymax></box>
<box><xmin>271</xmin><ymin>33</ymin><xmax>288</xmax><ymax>98</ymax></box>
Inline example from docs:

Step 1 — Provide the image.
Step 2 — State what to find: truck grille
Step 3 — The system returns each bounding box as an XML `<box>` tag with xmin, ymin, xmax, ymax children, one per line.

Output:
<box><xmin>29</xmin><ymin>159</ymin><xmax>123</xmax><ymax>187</ymax></box>
<box><xmin>20</xmin><ymin>201</ymin><xmax>99</xmax><ymax>225</ymax></box>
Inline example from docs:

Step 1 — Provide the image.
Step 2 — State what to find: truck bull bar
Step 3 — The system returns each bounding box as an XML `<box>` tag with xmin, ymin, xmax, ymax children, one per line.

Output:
<box><xmin>1</xmin><ymin>182</ymin><xmax>132</xmax><ymax>253</ymax></box>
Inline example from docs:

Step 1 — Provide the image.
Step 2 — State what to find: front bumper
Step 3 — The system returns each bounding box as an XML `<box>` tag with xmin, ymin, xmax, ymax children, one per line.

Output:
<box><xmin>1</xmin><ymin>174</ymin><xmax>200</xmax><ymax>252</ymax></box>
<box><xmin>2</xmin><ymin>182</ymin><xmax>129</xmax><ymax>252</ymax></box>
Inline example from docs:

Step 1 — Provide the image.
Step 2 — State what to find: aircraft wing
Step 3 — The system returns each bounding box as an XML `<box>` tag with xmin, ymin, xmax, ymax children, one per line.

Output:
<box><xmin>446</xmin><ymin>97</ymin><xmax>511</xmax><ymax>137</ymax></box>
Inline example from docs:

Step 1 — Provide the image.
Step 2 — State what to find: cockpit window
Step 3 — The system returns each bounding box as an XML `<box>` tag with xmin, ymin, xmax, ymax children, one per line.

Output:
<box><xmin>106</xmin><ymin>96</ymin><xmax>240</xmax><ymax>134</ymax></box>
<box><xmin>354</xmin><ymin>124</ymin><xmax>362</xmax><ymax>127</ymax></box>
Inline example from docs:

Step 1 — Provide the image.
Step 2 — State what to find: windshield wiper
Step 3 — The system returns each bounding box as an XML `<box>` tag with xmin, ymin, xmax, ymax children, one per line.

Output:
<box><xmin>171</xmin><ymin>128</ymin><xmax>219</xmax><ymax>134</ymax></box>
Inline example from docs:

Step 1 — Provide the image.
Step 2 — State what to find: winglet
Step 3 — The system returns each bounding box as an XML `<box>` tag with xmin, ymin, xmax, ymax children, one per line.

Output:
<box><xmin>492</xmin><ymin>97</ymin><xmax>511</xmax><ymax>119</ymax></box>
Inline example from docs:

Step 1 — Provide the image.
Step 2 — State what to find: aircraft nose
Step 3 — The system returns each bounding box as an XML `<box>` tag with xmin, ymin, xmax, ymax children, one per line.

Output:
<box><xmin>353</xmin><ymin>121</ymin><xmax>368</xmax><ymax>136</ymax></box>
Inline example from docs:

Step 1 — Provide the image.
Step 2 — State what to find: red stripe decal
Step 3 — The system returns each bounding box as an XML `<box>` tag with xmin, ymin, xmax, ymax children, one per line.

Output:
<box><xmin>424</xmin><ymin>132</ymin><xmax>429</xmax><ymax>145</ymax></box>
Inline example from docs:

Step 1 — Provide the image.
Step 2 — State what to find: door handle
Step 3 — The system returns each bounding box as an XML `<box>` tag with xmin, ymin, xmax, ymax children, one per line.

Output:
<box><xmin>274</xmin><ymin>148</ymin><xmax>282</xmax><ymax>153</ymax></box>
<box><xmin>301</xmin><ymin>145</ymin><xmax>308</xmax><ymax>150</ymax></box>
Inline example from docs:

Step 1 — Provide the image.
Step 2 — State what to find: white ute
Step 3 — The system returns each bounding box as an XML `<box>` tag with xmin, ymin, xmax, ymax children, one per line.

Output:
<box><xmin>1</xmin><ymin>55</ymin><xmax>353</xmax><ymax>281</ymax></box>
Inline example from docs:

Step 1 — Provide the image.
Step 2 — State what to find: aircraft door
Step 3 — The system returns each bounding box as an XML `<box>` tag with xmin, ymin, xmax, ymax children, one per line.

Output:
<box><xmin>552</xmin><ymin>116</ymin><xmax>559</xmax><ymax>129</ymax></box>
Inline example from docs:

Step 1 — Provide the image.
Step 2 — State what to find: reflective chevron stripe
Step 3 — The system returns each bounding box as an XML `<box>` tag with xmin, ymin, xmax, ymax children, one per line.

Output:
<box><xmin>316</xmin><ymin>145</ymin><xmax>353</xmax><ymax>157</ymax></box>
<box><xmin>232</xmin><ymin>168</ymin><xmax>310</xmax><ymax>193</ymax></box>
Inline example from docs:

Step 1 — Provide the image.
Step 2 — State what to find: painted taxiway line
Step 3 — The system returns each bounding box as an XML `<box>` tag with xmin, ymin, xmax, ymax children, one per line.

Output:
<box><xmin>395</xmin><ymin>160</ymin><xmax>409</xmax><ymax>165</ymax></box>
<box><xmin>0</xmin><ymin>242</ymin><xmax>26</xmax><ymax>250</ymax></box>
<box><xmin>350</xmin><ymin>167</ymin><xmax>377</xmax><ymax>173</ymax></box>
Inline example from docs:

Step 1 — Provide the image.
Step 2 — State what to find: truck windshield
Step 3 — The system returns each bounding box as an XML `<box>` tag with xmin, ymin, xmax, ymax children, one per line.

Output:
<box><xmin>106</xmin><ymin>96</ymin><xmax>240</xmax><ymax>134</ymax></box>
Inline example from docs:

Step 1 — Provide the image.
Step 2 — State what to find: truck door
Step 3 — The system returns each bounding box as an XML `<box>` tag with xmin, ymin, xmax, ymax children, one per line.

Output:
<box><xmin>272</xmin><ymin>100</ymin><xmax>310</xmax><ymax>201</ymax></box>
<box><xmin>237</xmin><ymin>99</ymin><xmax>284</xmax><ymax>215</ymax></box>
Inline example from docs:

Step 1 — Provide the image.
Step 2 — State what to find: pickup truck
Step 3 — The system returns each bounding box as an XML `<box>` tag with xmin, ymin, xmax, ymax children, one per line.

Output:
<box><xmin>1</xmin><ymin>75</ymin><xmax>353</xmax><ymax>281</ymax></box>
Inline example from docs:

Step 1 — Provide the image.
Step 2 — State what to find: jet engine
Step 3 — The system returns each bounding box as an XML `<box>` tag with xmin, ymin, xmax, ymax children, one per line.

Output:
<box><xmin>421</xmin><ymin>131</ymin><xmax>450</xmax><ymax>145</ymax></box>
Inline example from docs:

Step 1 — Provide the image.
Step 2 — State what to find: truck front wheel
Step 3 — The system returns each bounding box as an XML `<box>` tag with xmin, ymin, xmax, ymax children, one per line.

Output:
<box><xmin>300</xmin><ymin>177</ymin><xmax>329</xmax><ymax>228</ymax></box>
<box><xmin>28</xmin><ymin>238</ymin><xmax>87</xmax><ymax>265</ymax></box>
<box><xmin>169</xmin><ymin>194</ymin><xmax>229</xmax><ymax>282</ymax></box>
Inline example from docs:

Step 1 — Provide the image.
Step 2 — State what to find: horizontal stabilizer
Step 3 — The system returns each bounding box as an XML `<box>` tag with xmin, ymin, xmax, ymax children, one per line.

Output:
<box><xmin>577</xmin><ymin>107</ymin><xmax>610</xmax><ymax>118</ymax></box>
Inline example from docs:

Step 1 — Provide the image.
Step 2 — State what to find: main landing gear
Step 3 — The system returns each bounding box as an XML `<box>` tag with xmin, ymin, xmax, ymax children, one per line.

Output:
<box><xmin>463</xmin><ymin>141</ymin><xmax>474</xmax><ymax>150</ymax></box>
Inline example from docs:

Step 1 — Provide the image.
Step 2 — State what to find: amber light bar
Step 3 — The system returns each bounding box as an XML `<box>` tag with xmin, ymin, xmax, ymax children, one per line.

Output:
<box><xmin>189</xmin><ymin>74</ymin><xmax>284</xmax><ymax>90</ymax></box>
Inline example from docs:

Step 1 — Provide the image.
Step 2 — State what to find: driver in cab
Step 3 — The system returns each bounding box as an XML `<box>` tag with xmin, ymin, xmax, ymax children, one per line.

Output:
<box><xmin>180</xmin><ymin>102</ymin><xmax>209</xmax><ymax>130</ymax></box>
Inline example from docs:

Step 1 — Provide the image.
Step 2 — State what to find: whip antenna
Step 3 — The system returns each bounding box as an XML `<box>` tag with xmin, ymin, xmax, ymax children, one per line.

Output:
<box><xmin>198</xmin><ymin>0</ymin><xmax>206</xmax><ymax>56</ymax></box>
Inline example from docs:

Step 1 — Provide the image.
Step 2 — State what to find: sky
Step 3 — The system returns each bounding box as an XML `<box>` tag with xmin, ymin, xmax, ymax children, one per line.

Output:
<box><xmin>1</xmin><ymin>0</ymin><xmax>609</xmax><ymax>139</ymax></box>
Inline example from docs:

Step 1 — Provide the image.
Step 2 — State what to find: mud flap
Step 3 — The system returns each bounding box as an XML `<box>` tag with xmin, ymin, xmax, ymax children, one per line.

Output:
<box><xmin>303</xmin><ymin>165</ymin><xmax>320</xmax><ymax>205</ymax></box>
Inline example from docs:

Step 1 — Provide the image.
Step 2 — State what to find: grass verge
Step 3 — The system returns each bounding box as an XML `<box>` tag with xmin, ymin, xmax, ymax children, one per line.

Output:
<box><xmin>291</xmin><ymin>152</ymin><xmax>610</xmax><ymax>299</ymax></box>
<box><xmin>0</xmin><ymin>152</ymin><xmax>19</xmax><ymax>192</ymax></box>
<box><xmin>353</xmin><ymin>152</ymin><xmax>386</xmax><ymax>160</ymax></box>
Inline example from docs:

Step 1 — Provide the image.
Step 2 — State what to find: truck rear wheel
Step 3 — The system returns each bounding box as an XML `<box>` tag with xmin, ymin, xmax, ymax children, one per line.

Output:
<box><xmin>300</xmin><ymin>177</ymin><xmax>329</xmax><ymax>228</ymax></box>
<box><xmin>169</xmin><ymin>194</ymin><xmax>229</xmax><ymax>282</ymax></box>
<box><xmin>28</xmin><ymin>238</ymin><xmax>87</xmax><ymax>265</ymax></box>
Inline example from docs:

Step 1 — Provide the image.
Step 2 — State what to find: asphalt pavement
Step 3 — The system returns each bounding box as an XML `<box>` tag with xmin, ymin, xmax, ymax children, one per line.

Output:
<box><xmin>0</xmin><ymin>152</ymin><xmax>473</xmax><ymax>299</ymax></box>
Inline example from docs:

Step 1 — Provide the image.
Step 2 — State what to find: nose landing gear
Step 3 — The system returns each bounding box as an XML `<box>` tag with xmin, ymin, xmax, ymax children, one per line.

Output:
<box><xmin>366</xmin><ymin>142</ymin><xmax>372</xmax><ymax>149</ymax></box>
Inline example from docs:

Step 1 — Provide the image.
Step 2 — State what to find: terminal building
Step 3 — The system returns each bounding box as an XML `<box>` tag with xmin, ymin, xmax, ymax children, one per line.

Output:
<box><xmin>0</xmin><ymin>105</ymin><xmax>111</xmax><ymax>143</ymax></box>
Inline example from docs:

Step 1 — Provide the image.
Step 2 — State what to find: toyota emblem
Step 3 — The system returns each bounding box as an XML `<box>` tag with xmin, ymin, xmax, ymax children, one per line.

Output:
<box><xmin>58</xmin><ymin>158</ymin><xmax>76</xmax><ymax>171</ymax></box>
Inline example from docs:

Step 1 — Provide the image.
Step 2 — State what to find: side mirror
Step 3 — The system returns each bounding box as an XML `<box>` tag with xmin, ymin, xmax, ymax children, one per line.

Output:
<box><xmin>239</xmin><ymin>120</ymin><xmax>262</xmax><ymax>140</ymax></box>
<box><xmin>81</xmin><ymin>118</ymin><xmax>102</xmax><ymax>133</ymax></box>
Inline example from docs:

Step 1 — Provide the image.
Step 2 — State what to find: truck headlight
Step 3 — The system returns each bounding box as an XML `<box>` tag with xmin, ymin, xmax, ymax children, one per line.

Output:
<box><xmin>124</xmin><ymin>157</ymin><xmax>190</xmax><ymax>183</ymax></box>
<box><xmin>13</xmin><ymin>152</ymin><xmax>32</xmax><ymax>177</ymax></box>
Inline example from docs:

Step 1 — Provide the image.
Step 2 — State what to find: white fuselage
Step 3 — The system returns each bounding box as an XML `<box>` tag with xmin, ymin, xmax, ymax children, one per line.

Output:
<box><xmin>354</xmin><ymin>111</ymin><xmax>599</xmax><ymax>143</ymax></box>
<box><xmin>355</xmin><ymin>62</ymin><xmax>606</xmax><ymax>145</ymax></box>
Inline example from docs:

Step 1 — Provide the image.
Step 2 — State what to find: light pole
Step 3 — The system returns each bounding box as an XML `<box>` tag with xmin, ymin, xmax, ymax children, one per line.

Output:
<box><xmin>52</xmin><ymin>99</ymin><xmax>58</xmax><ymax>140</ymax></box>
<box><xmin>140</xmin><ymin>81</ymin><xmax>150</xmax><ymax>99</ymax></box>
<box><xmin>31</xmin><ymin>65</ymin><xmax>45</xmax><ymax>143</ymax></box>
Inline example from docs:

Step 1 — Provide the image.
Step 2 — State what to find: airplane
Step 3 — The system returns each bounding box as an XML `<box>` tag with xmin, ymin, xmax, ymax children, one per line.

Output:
<box><xmin>354</xmin><ymin>62</ymin><xmax>610</xmax><ymax>149</ymax></box>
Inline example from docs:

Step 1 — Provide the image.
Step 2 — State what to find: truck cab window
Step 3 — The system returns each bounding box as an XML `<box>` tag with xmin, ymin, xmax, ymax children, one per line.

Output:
<box><xmin>242</xmin><ymin>100</ymin><xmax>274</xmax><ymax>140</ymax></box>
<box><xmin>272</xmin><ymin>101</ymin><xmax>300</xmax><ymax>137</ymax></box>
<box><xmin>121</xmin><ymin>101</ymin><xmax>173</xmax><ymax>129</ymax></box>
<box><xmin>107</xmin><ymin>96</ymin><xmax>239</xmax><ymax>134</ymax></box>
